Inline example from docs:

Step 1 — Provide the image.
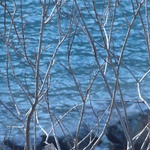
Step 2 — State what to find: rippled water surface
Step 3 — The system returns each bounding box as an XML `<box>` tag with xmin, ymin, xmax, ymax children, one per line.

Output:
<box><xmin>0</xmin><ymin>0</ymin><xmax>150</xmax><ymax>149</ymax></box>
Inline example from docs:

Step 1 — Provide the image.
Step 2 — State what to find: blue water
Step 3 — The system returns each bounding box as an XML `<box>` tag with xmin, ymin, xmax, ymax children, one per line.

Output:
<box><xmin>0</xmin><ymin>1</ymin><xmax>150</xmax><ymax>149</ymax></box>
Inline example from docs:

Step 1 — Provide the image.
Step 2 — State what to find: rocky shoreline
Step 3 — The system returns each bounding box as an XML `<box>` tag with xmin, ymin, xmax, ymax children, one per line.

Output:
<box><xmin>3</xmin><ymin>103</ymin><xmax>149</xmax><ymax>150</ymax></box>
<box><xmin>105</xmin><ymin>103</ymin><xmax>149</xmax><ymax>150</ymax></box>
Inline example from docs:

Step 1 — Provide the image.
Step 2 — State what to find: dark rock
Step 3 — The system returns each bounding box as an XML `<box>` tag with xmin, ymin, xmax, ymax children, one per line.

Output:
<box><xmin>37</xmin><ymin>135</ymin><xmax>70</xmax><ymax>150</ymax></box>
<box><xmin>106</xmin><ymin>103</ymin><xmax>149</xmax><ymax>150</ymax></box>
<box><xmin>106</xmin><ymin>123</ymin><xmax>126</xmax><ymax>149</ymax></box>
<box><xmin>4</xmin><ymin>139</ymin><xmax>24</xmax><ymax>150</ymax></box>
<box><xmin>38</xmin><ymin>127</ymin><xmax>100</xmax><ymax>150</ymax></box>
